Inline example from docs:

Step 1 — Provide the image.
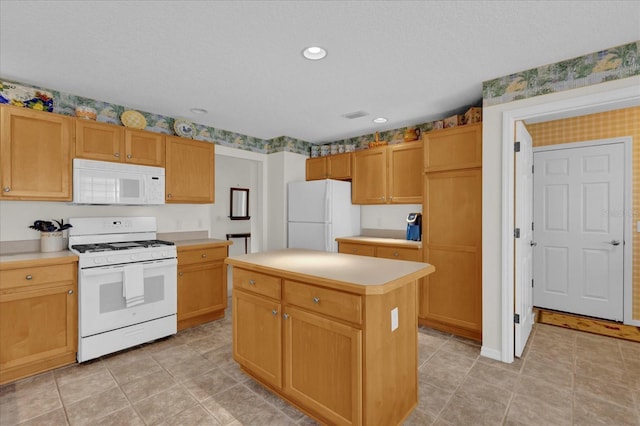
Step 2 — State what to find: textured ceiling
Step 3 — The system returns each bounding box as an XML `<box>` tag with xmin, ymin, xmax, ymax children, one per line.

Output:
<box><xmin>1</xmin><ymin>1</ymin><xmax>639</xmax><ymax>144</ymax></box>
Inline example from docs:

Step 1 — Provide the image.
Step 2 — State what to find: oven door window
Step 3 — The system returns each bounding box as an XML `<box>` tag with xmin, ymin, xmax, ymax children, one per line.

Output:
<box><xmin>79</xmin><ymin>259</ymin><xmax>177</xmax><ymax>337</ymax></box>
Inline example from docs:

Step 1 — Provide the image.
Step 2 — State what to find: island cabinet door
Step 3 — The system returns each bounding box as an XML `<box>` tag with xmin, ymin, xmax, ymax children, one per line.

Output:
<box><xmin>232</xmin><ymin>291</ymin><xmax>282</xmax><ymax>388</ymax></box>
<box><xmin>283</xmin><ymin>306</ymin><xmax>362</xmax><ymax>426</ymax></box>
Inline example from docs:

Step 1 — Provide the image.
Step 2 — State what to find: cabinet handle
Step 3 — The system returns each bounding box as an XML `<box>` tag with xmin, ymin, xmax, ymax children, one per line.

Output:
<box><xmin>283</xmin><ymin>313</ymin><xmax>290</xmax><ymax>320</ymax></box>
<box><xmin>127</xmin><ymin>154</ymin><xmax>132</xmax><ymax>159</ymax></box>
<box><xmin>201</xmin><ymin>253</ymin><xmax>207</xmax><ymax>258</ymax></box>
<box><xmin>249</xmin><ymin>279</ymin><xmax>256</xmax><ymax>286</ymax></box>
<box><xmin>3</xmin><ymin>187</ymin><xmax>9</xmax><ymax>192</ymax></box>
<box><xmin>312</xmin><ymin>297</ymin><xmax>320</xmax><ymax>304</ymax></box>
<box><xmin>272</xmin><ymin>309</ymin><xmax>278</xmax><ymax>316</ymax></box>
<box><xmin>179</xmin><ymin>272</ymin><xmax>184</xmax><ymax>276</ymax></box>
<box><xmin>167</xmin><ymin>194</ymin><xmax>173</xmax><ymax>198</ymax></box>
<box><xmin>393</xmin><ymin>252</ymin><xmax>399</xmax><ymax>257</ymax></box>
<box><xmin>114</xmin><ymin>153</ymin><xmax>120</xmax><ymax>158</ymax></box>
<box><xmin>25</xmin><ymin>275</ymin><xmax>33</xmax><ymax>280</ymax></box>
<box><xmin>68</xmin><ymin>289</ymin><xmax>74</xmax><ymax>294</ymax></box>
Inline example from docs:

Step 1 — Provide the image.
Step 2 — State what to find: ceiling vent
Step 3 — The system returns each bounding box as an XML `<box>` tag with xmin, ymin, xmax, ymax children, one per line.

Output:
<box><xmin>342</xmin><ymin>110</ymin><xmax>369</xmax><ymax>120</ymax></box>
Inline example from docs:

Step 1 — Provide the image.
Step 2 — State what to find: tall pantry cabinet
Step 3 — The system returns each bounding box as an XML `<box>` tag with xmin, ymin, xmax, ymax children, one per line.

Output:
<box><xmin>421</xmin><ymin>123</ymin><xmax>482</xmax><ymax>341</ymax></box>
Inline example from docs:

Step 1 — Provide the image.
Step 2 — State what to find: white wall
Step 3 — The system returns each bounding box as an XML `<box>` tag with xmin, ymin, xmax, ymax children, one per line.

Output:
<box><xmin>360</xmin><ymin>204</ymin><xmax>421</xmax><ymax>230</ymax></box>
<box><xmin>481</xmin><ymin>76</ymin><xmax>640</xmax><ymax>360</ymax></box>
<box><xmin>0</xmin><ymin>201</ymin><xmax>210</xmax><ymax>242</ymax></box>
<box><xmin>266</xmin><ymin>151</ymin><xmax>306</xmax><ymax>250</ymax></box>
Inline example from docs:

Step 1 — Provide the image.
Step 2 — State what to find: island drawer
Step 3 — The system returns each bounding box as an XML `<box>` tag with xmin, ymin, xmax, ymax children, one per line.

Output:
<box><xmin>376</xmin><ymin>246</ymin><xmax>422</xmax><ymax>262</ymax></box>
<box><xmin>337</xmin><ymin>242</ymin><xmax>375</xmax><ymax>257</ymax></box>
<box><xmin>0</xmin><ymin>263</ymin><xmax>76</xmax><ymax>291</ymax></box>
<box><xmin>178</xmin><ymin>246</ymin><xmax>227</xmax><ymax>265</ymax></box>
<box><xmin>284</xmin><ymin>280</ymin><xmax>362</xmax><ymax>325</ymax></box>
<box><xmin>234</xmin><ymin>268</ymin><xmax>281</xmax><ymax>300</ymax></box>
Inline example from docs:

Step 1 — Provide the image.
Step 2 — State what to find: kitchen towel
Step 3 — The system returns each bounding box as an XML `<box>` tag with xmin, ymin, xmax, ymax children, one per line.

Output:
<box><xmin>123</xmin><ymin>264</ymin><xmax>145</xmax><ymax>308</ymax></box>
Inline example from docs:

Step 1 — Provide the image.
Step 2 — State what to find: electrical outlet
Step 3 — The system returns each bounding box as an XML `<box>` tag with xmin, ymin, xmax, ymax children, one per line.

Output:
<box><xmin>391</xmin><ymin>307</ymin><xmax>398</xmax><ymax>331</ymax></box>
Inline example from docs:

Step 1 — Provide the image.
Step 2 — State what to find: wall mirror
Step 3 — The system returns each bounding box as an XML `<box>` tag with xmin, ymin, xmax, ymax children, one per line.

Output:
<box><xmin>229</xmin><ymin>188</ymin><xmax>250</xmax><ymax>220</ymax></box>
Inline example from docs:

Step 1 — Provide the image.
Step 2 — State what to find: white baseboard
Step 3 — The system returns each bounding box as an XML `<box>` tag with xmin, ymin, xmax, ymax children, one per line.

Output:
<box><xmin>480</xmin><ymin>346</ymin><xmax>503</xmax><ymax>362</ymax></box>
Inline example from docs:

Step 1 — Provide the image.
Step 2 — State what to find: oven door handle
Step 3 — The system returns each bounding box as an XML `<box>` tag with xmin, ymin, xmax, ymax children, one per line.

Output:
<box><xmin>81</xmin><ymin>258</ymin><xmax>177</xmax><ymax>276</ymax></box>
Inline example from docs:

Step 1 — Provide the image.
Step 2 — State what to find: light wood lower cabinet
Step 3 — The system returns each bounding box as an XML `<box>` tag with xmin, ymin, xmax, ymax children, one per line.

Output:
<box><xmin>0</xmin><ymin>258</ymin><xmax>78</xmax><ymax>385</ymax></box>
<box><xmin>177</xmin><ymin>243</ymin><xmax>229</xmax><ymax>331</ymax></box>
<box><xmin>232</xmin><ymin>266</ymin><xmax>416</xmax><ymax>425</ymax></box>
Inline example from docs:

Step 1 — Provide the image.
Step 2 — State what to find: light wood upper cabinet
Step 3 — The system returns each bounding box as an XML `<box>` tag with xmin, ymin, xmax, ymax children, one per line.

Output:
<box><xmin>352</xmin><ymin>141</ymin><xmax>422</xmax><ymax>204</ymax></box>
<box><xmin>0</xmin><ymin>258</ymin><xmax>78</xmax><ymax>385</ymax></box>
<box><xmin>165</xmin><ymin>136</ymin><xmax>215</xmax><ymax>203</ymax></box>
<box><xmin>352</xmin><ymin>147</ymin><xmax>387</xmax><ymax>204</ymax></box>
<box><xmin>306</xmin><ymin>153</ymin><xmax>352</xmax><ymax>181</ymax></box>
<box><xmin>0</xmin><ymin>105</ymin><xmax>73</xmax><ymax>201</ymax></box>
<box><xmin>75</xmin><ymin>120</ymin><xmax>165</xmax><ymax>166</ymax></box>
<box><xmin>124</xmin><ymin>129</ymin><xmax>165</xmax><ymax>166</ymax></box>
<box><xmin>388</xmin><ymin>142</ymin><xmax>422</xmax><ymax>204</ymax></box>
<box><xmin>75</xmin><ymin>119</ymin><xmax>124</xmax><ymax>162</ymax></box>
<box><xmin>424</xmin><ymin>123</ymin><xmax>482</xmax><ymax>172</ymax></box>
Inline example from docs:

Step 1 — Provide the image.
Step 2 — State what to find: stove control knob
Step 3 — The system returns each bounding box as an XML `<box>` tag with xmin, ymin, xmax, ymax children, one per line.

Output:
<box><xmin>130</xmin><ymin>254</ymin><xmax>137</xmax><ymax>261</ymax></box>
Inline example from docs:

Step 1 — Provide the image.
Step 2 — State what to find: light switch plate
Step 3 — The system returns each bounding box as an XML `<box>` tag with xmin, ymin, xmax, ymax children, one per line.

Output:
<box><xmin>391</xmin><ymin>307</ymin><xmax>398</xmax><ymax>331</ymax></box>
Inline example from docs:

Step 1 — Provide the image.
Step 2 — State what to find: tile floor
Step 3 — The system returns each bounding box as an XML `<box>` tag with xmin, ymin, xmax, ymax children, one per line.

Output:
<box><xmin>1</xmin><ymin>301</ymin><xmax>639</xmax><ymax>426</ymax></box>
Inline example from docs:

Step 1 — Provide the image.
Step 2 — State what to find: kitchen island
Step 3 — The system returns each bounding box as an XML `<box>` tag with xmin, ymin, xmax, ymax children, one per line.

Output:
<box><xmin>225</xmin><ymin>249</ymin><xmax>435</xmax><ymax>426</ymax></box>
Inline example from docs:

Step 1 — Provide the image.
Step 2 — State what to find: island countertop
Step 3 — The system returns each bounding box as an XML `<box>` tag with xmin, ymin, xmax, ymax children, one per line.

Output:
<box><xmin>224</xmin><ymin>248</ymin><xmax>434</xmax><ymax>295</ymax></box>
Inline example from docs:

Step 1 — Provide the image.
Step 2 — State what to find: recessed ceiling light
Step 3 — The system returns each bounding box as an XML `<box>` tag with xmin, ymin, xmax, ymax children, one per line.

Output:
<box><xmin>190</xmin><ymin>108</ymin><xmax>208</xmax><ymax>114</ymax></box>
<box><xmin>302</xmin><ymin>46</ymin><xmax>327</xmax><ymax>60</ymax></box>
<box><xmin>373</xmin><ymin>117</ymin><xmax>388</xmax><ymax>124</ymax></box>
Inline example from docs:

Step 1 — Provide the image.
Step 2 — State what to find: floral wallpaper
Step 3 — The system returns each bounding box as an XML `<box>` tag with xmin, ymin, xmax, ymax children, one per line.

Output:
<box><xmin>483</xmin><ymin>41</ymin><xmax>639</xmax><ymax>106</ymax></box>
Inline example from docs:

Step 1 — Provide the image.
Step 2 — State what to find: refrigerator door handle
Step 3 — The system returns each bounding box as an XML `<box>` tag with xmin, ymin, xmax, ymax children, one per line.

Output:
<box><xmin>324</xmin><ymin>183</ymin><xmax>331</xmax><ymax>224</ymax></box>
<box><xmin>325</xmin><ymin>223</ymin><xmax>332</xmax><ymax>252</ymax></box>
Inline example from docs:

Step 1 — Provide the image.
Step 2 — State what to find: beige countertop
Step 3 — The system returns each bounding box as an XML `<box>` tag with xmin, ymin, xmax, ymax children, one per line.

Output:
<box><xmin>336</xmin><ymin>236</ymin><xmax>422</xmax><ymax>249</ymax></box>
<box><xmin>174</xmin><ymin>238</ymin><xmax>232</xmax><ymax>249</ymax></box>
<box><xmin>225</xmin><ymin>248</ymin><xmax>434</xmax><ymax>295</ymax></box>
<box><xmin>0</xmin><ymin>251</ymin><xmax>78</xmax><ymax>269</ymax></box>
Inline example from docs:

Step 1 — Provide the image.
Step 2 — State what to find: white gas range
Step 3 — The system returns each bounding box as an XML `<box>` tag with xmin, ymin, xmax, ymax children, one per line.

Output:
<box><xmin>68</xmin><ymin>217</ymin><xmax>177</xmax><ymax>362</ymax></box>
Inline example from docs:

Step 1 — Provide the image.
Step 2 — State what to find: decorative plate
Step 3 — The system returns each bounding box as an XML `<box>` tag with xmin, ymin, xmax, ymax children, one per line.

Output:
<box><xmin>0</xmin><ymin>81</ymin><xmax>54</xmax><ymax>112</ymax></box>
<box><xmin>121</xmin><ymin>110</ymin><xmax>147</xmax><ymax>129</ymax></box>
<box><xmin>173</xmin><ymin>118</ymin><xmax>196</xmax><ymax>138</ymax></box>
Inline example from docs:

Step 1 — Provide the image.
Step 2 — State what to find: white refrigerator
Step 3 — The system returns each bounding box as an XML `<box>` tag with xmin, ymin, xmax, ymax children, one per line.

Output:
<box><xmin>288</xmin><ymin>179</ymin><xmax>361</xmax><ymax>252</ymax></box>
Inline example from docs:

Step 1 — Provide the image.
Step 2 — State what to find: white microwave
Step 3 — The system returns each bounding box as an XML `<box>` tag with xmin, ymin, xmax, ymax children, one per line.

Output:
<box><xmin>73</xmin><ymin>159</ymin><xmax>165</xmax><ymax>205</ymax></box>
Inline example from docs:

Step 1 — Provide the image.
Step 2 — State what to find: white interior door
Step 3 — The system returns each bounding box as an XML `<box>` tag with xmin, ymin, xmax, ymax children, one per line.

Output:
<box><xmin>514</xmin><ymin>121</ymin><xmax>534</xmax><ymax>357</ymax></box>
<box><xmin>533</xmin><ymin>142</ymin><xmax>624</xmax><ymax>321</ymax></box>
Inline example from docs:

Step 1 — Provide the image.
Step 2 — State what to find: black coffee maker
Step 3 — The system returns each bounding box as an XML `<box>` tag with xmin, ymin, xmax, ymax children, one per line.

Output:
<box><xmin>406</xmin><ymin>213</ymin><xmax>422</xmax><ymax>241</ymax></box>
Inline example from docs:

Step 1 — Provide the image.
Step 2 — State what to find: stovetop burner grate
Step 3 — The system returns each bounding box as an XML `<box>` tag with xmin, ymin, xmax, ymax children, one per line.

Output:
<box><xmin>71</xmin><ymin>239</ymin><xmax>175</xmax><ymax>254</ymax></box>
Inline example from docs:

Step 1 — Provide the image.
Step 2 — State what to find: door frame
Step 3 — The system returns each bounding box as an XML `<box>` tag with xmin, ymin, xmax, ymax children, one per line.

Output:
<box><xmin>499</xmin><ymin>85</ymin><xmax>640</xmax><ymax>363</ymax></box>
<box><xmin>533</xmin><ymin>137</ymin><xmax>632</xmax><ymax>323</ymax></box>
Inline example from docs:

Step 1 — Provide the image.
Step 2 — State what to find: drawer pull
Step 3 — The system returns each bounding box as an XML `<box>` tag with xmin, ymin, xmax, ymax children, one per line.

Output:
<box><xmin>312</xmin><ymin>297</ymin><xmax>320</xmax><ymax>304</ymax></box>
<box><xmin>68</xmin><ymin>289</ymin><xmax>74</xmax><ymax>294</ymax></box>
<box><xmin>25</xmin><ymin>275</ymin><xmax>33</xmax><ymax>280</ymax></box>
<box><xmin>393</xmin><ymin>252</ymin><xmax>399</xmax><ymax>257</ymax></box>
<box><xmin>127</xmin><ymin>154</ymin><xmax>132</xmax><ymax>159</ymax></box>
<box><xmin>272</xmin><ymin>309</ymin><xmax>278</xmax><ymax>316</ymax></box>
<box><xmin>179</xmin><ymin>272</ymin><xmax>184</xmax><ymax>277</ymax></box>
<box><xmin>3</xmin><ymin>187</ymin><xmax>10</xmax><ymax>192</ymax></box>
<box><xmin>201</xmin><ymin>253</ymin><xmax>207</xmax><ymax>258</ymax></box>
<box><xmin>249</xmin><ymin>279</ymin><xmax>256</xmax><ymax>286</ymax></box>
<box><xmin>114</xmin><ymin>152</ymin><xmax>120</xmax><ymax>158</ymax></box>
<box><xmin>283</xmin><ymin>313</ymin><xmax>290</xmax><ymax>320</ymax></box>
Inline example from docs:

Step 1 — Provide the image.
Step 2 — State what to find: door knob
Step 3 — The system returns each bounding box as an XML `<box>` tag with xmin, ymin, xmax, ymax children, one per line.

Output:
<box><xmin>607</xmin><ymin>240</ymin><xmax>621</xmax><ymax>246</ymax></box>
<box><xmin>3</xmin><ymin>187</ymin><xmax>9</xmax><ymax>192</ymax></box>
<box><xmin>312</xmin><ymin>297</ymin><xmax>320</xmax><ymax>304</ymax></box>
<box><xmin>530</xmin><ymin>241</ymin><xmax>537</xmax><ymax>247</ymax></box>
<box><xmin>272</xmin><ymin>309</ymin><xmax>278</xmax><ymax>316</ymax></box>
<box><xmin>283</xmin><ymin>313</ymin><xmax>290</xmax><ymax>320</ymax></box>
<box><xmin>114</xmin><ymin>153</ymin><xmax>120</xmax><ymax>158</ymax></box>
<box><xmin>127</xmin><ymin>154</ymin><xmax>132</xmax><ymax>159</ymax></box>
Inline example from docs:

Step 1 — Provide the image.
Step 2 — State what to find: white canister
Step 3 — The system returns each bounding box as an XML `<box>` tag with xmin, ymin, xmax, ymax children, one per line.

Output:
<box><xmin>310</xmin><ymin>145</ymin><xmax>320</xmax><ymax>158</ymax></box>
<box><xmin>338</xmin><ymin>144</ymin><xmax>345</xmax><ymax>154</ymax></box>
<box><xmin>40</xmin><ymin>231</ymin><xmax>64</xmax><ymax>252</ymax></box>
<box><xmin>320</xmin><ymin>145</ymin><xmax>330</xmax><ymax>157</ymax></box>
<box><xmin>330</xmin><ymin>144</ymin><xmax>338</xmax><ymax>155</ymax></box>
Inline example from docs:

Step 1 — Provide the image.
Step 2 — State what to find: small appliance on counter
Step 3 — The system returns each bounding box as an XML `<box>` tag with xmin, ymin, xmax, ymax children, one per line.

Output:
<box><xmin>406</xmin><ymin>212</ymin><xmax>422</xmax><ymax>241</ymax></box>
